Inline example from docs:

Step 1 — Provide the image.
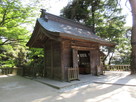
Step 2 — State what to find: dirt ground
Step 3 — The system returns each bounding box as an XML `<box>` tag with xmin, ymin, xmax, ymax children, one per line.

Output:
<box><xmin>0</xmin><ymin>73</ymin><xmax>136</xmax><ymax>102</ymax></box>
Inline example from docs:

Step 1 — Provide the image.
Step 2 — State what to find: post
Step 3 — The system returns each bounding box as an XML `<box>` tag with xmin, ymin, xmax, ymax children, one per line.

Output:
<box><xmin>72</xmin><ymin>49</ymin><xmax>78</xmax><ymax>68</ymax></box>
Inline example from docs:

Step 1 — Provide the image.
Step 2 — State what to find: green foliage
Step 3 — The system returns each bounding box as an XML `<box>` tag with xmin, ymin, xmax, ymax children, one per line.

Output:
<box><xmin>26</xmin><ymin>48</ymin><xmax>44</xmax><ymax>68</ymax></box>
<box><xmin>61</xmin><ymin>0</ymin><xmax>91</xmax><ymax>22</ymax></box>
<box><xmin>111</xmin><ymin>27</ymin><xmax>131</xmax><ymax>64</ymax></box>
<box><xmin>0</xmin><ymin>0</ymin><xmax>35</xmax><ymax>68</ymax></box>
<box><xmin>61</xmin><ymin>0</ymin><xmax>131</xmax><ymax>65</ymax></box>
<box><xmin>0</xmin><ymin>44</ymin><xmax>28</xmax><ymax>68</ymax></box>
<box><xmin>0</xmin><ymin>0</ymin><xmax>49</xmax><ymax>68</ymax></box>
<box><xmin>0</xmin><ymin>0</ymin><xmax>33</xmax><ymax>45</ymax></box>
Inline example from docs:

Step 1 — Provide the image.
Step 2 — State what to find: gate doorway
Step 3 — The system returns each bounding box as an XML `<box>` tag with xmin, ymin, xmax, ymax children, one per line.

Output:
<box><xmin>78</xmin><ymin>51</ymin><xmax>90</xmax><ymax>74</ymax></box>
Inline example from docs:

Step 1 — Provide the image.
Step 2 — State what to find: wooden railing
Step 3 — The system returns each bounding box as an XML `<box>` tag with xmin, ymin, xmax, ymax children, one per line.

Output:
<box><xmin>68</xmin><ymin>67</ymin><xmax>79</xmax><ymax>82</ymax></box>
<box><xmin>106</xmin><ymin>65</ymin><xmax>130</xmax><ymax>71</ymax></box>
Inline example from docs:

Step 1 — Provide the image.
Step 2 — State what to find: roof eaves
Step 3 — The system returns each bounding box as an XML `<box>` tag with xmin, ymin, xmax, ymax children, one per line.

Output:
<box><xmin>59</xmin><ymin>32</ymin><xmax>116</xmax><ymax>47</ymax></box>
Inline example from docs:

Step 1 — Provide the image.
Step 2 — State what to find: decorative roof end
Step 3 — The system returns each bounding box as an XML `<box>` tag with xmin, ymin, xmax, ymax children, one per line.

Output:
<box><xmin>40</xmin><ymin>9</ymin><xmax>48</xmax><ymax>22</ymax></box>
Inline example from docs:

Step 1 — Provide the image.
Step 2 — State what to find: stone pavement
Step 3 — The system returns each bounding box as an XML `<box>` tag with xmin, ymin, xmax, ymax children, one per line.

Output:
<box><xmin>34</xmin><ymin>71</ymin><xmax>136</xmax><ymax>91</ymax></box>
<box><xmin>94</xmin><ymin>71</ymin><xmax>136</xmax><ymax>86</ymax></box>
<box><xmin>0</xmin><ymin>71</ymin><xmax>136</xmax><ymax>102</ymax></box>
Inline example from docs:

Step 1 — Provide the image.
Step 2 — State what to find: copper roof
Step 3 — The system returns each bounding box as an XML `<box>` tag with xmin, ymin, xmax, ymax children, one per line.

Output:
<box><xmin>27</xmin><ymin>10</ymin><xmax>115</xmax><ymax>48</ymax></box>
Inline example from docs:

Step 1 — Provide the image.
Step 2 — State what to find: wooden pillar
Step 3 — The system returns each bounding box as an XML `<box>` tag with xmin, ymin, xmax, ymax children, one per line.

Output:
<box><xmin>51</xmin><ymin>40</ymin><xmax>54</xmax><ymax>78</ymax></box>
<box><xmin>72</xmin><ymin>49</ymin><xmax>78</xmax><ymax>68</ymax></box>
<box><xmin>43</xmin><ymin>46</ymin><xmax>46</xmax><ymax>77</ymax></box>
<box><xmin>89</xmin><ymin>51</ymin><xmax>92</xmax><ymax>74</ymax></box>
<box><xmin>90</xmin><ymin>50</ymin><xmax>97</xmax><ymax>75</ymax></box>
<box><xmin>90</xmin><ymin>50</ymin><xmax>101</xmax><ymax>75</ymax></box>
<box><xmin>61</xmin><ymin>41</ymin><xmax>65</xmax><ymax>81</ymax></box>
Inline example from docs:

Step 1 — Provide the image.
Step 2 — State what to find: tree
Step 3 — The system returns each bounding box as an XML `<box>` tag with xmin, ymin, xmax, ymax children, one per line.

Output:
<box><xmin>61</xmin><ymin>0</ymin><xmax>101</xmax><ymax>33</ymax></box>
<box><xmin>111</xmin><ymin>27</ymin><xmax>131</xmax><ymax>64</ymax></box>
<box><xmin>61</xmin><ymin>0</ymin><xmax>127</xmax><ymax>66</ymax></box>
<box><xmin>0</xmin><ymin>0</ymin><xmax>34</xmax><ymax>67</ymax></box>
<box><xmin>129</xmin><ymin>0</ymin><xmax>136</xmax><ymax>74</ymax></box>
<box><xmin>0</xmin><ymin>0</ymin><xmax>51</xmax><ymax>68</ymax></box>
<box><xmin>0</xmin><ymin>0</ymin><xmax>33</xmax><ymax>46</ymax></box>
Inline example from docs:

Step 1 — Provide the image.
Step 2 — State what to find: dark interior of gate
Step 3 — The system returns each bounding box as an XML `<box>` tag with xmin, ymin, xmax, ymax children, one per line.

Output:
<box><xmin>78</xmin><ymin>50</ymin><xmax>90</xmax><ymax>74</ymax></box>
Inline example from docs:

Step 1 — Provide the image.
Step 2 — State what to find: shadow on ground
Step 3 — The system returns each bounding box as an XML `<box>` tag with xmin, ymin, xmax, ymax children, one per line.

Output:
<box><xmin>0</xmin><ymin>71</ymin><xmax>136</xmax><ymax>102</ymax></box>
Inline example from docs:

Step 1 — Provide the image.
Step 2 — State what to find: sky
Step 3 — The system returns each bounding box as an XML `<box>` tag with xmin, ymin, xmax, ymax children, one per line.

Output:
<box><xmin>46</xmin><ymin>0</ymin><xmax>132</xmax><ymax>27</ymax></box>
<box><xmin>120</xmin><ymin>0</ymin><xmax>132</xmax><ymax>26</ymax></box>
<box><xmin>22</xmin><ymin>0</ymin><xmax>132</xmax><ymax>29</ymax></box>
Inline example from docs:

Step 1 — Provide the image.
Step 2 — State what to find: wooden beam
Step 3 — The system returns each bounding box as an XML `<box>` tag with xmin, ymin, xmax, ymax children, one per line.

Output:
<box><xmin>61</xmin><ymin>36</ymin><xmax>96</xmax><ymax>44</ymax></box>
<box><xmin>71</xmin><ymin>46</ymin><xmax>95</xmax><ymax>50</ymax></box>
<box><xmin>40</xmin><ymin>26</ymin><xmax>61</xmax><ymax>41</ymax></box>
<box><xmin>30</xmin><ymin>29</ymin><xmax>41</xmax><ymax>47</ymax></box>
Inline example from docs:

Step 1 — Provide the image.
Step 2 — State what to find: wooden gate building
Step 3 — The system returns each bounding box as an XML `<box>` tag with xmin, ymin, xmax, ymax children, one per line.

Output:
<box><xmin>27</xmin><ymin>9</ymin><xmax>115</xmax><ymax>81</ymax></box>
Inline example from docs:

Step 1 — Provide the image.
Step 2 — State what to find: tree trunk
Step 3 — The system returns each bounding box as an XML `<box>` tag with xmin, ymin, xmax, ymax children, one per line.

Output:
<box><xmin>129</xmin><ymin>0</ymin><xmax>136</xmax><ymax>74</ymax></box>
<box><xmin>91</xmin><ymin>5</ymin><xmax>95</xmax><ymax>33</ymax></box>
<box><xmin>108</xmin><ymin>51</ymin><xmax>114</xmax><ymax>65</ymax></box>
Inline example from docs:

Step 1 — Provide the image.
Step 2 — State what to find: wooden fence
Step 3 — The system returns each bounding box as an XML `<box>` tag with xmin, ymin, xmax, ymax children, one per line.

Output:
<box><xmin>0</xmin><ymin>67</ymin><xmax>23</xmax><ymax>76</ymax></box>
<box><xmin>67</xmin><ymin>67</ymin><xmax>79</xmax><ymax>82</ymax></box>
<box><xmin>23</xmin><ymin>66</ymin><xmax>45</xmax><ymax>78</ymax></box>
<box><xmin>0</xmin><ymin>67</ymin><xmax>44</xmax><ymax>78</ymax></box>
<box><xmin>106</xmin><ymin>65</ymin><xmax>130</xmax><ymax>71</ymax></box>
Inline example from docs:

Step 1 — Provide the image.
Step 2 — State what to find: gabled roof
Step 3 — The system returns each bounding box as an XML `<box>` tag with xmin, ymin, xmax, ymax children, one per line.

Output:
<box><xmin>27</xmin><ymin>9</ymin><xmax>115</xmax><ymax>48</ymax></box>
